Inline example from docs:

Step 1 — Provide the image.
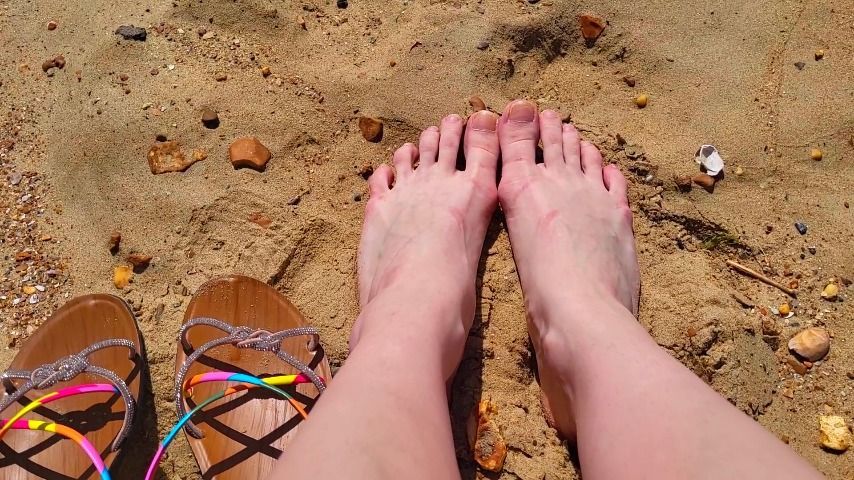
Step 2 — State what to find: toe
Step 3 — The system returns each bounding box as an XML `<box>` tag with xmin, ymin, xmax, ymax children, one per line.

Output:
<box><xmin>392</xmin><ymin>143</ymin><xmax>417</xmax><ymax>179</ymax></box>
<box><xmin>580</xmin><ymin>140</ymin><xmax>604</xmax><ymax>182</ymax></box>
<box><xmin>562</xmin><ymin>124</ymin><xmax>582</xmax><ymax>173</ymax></box>
<box><xmin>603</xmin><ymin>164</ymin><xmax>629</xmax><ymax>204</ymax></box>
<box><xmin>498</xmin><ymin>100</ymin><xmax>540</xmax><ymax>174</ymax></box>
<box><xmin>540</xmin><ymin>110</ymin><xmax>565</xmax><ymax>168</ymax></box>
<box><xmin>464</xmin><ymin>110</ymin><xmax>500</xmax><ymax>179</ymax></box>
<box><xmin>368</xmin><ymin>164</ymin><xmax>393</xmax><ymax>196</ymax></box>
<box><xmin>418</xmin><ymin>126</ymin><xmax>440</xmax><ymax>168</ymax></box>
<box><xmin>437</xmin><ymin>114</ymin><xmax>465</xmax><ymax>172</ymax></box>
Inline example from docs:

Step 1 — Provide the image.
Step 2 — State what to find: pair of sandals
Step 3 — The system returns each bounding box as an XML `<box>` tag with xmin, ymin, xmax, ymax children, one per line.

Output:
<box><xmin>0</xmin><ymin>275</ymin><xmax>331</xmax><ymax>479</ymax></box>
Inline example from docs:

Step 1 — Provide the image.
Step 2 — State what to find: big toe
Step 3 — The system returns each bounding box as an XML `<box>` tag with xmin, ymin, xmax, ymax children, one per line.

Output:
<box><xmin>464</xmin><ymin>110</ymin><xmax>500</xmax><ymax>179</ymax></box>
<box><xmin>497</xmin><ymin>100</ymin><xmax>540</xmax><ymax>174</ymax></box>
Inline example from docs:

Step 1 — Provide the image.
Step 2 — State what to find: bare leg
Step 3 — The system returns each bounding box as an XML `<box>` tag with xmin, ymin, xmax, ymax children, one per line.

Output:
<box><xmin>273</xmin><ymin>111</ymin><xmax>501</xmax><ymax>479</ymax></box>
<box><xmin>496</xmin><ymin>100</ymin><xmax>823</xmax><ymax>479</ymax></box>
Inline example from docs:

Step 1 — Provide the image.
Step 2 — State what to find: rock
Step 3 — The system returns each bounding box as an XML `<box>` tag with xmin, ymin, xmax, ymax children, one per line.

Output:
<box><xmin>260</xmin><ymin>65</ymin><xmax>271</xmax><ymax>77</ymax></box>
<box><xmin>622</xmin><ymin>75</ymin><xmax>636</xmax><ymax>87</ymax></box>
<box><xmin>229</xmin><ymin>137</ymin><xmax>272</xmax><ymax>171</ymax></box>
<box><xmin>109</xmin><ymin>231</ymin><xmax>122</xmax><ymax>254</ymax></box>
<box><xmin>53</xmin><ymin>55</ymin><xmax>65</xmax><ymax>69</ymax></box>
<box><xmin>47</xmin><ymin>20</ymin><xmax>58</xmax><ymax>31</ymax></box>
<box><xmin>778</xmin><ymin>302</ymin><xmax>791</xmax><ymax>316</ymax></box>
<box><xmin>126</xmin><ymin>253</ymin><xmax>152</xmax><ymax>271</ymax></box>
<box><xmin>201</xmin><ymin>108</ymin><xmax>220</xmax><ymax>128</ymax></box>
<box><xmin>113</xmin><ymin>265</ymin><xmax>133</xmax><ymax>289</ymax></box>
<box><xmin>298</xmin><ymin>16</ymin><xmax>307</xmax><ymax>29</ymax></box>
<box><xmin>336</xmin><ymin>0</ymin><xmax>348</xmax><ymax>8</ymax></box>
<box><xmin>155</xmin><ymin>133</ymin><xmax>168</xmax><ymax>142</ymax></box>
<box><xmin>119</xmin><ymin>73</ymin><xmax>129</xmax><ymax>82</ymax></box>
<box><xmin>579</xmin><ymin>14</ymin><xmax>605</xmax><ymax>45</ymax></box>
<box><xmin>115</xmin><ymin>25</ymin><xmax>147</xmax><ymax>41</ymax></box>
<box><xmin>794</xmin><ymin>221</ymin><xmax>808</xmax><ymax>235</ymax></box>
<box><xmin>469</xmin><ymin>95</ymin><xmax>486</xmax><ymax>112</ymax></box>
<box><xmin>215</xmin><ymin>73</ymin><xmax>227</xmax><ymax>82</ymax></box>
<box><xmin>820</xmin><ymin>416</ymin><xmax>851</xmax><ymax>452</ymax></box>
<box><xmin>148</xmin><ymin>141</ymin><xmax>202</xmax><ymax>174</ymax></box>
<box><xmin>794</xmin><ymin>61</ymin><xmax>805</xmax><ymax>70</ymax></box>
<box><xmin>42</xmin><ymin>58</ymin><xmax>55</xmax><ymax>72</ymax></box>
<box><xmin>735</xmin><ymin>166</ymin><xmax>744</xmax><ymax>175</ymax></box>
<box><xmin>624</xmin><ymin>144</ymin><xmax>644</xmax><ymax>159</ymax></box>
<box><xmin>786</xmin><ymin>357</ymin><xmax>808</xmax><ymax>375</ymax></box>
<box><xmin>810</xmin><ymin>148</ymin><xmax>823</xmax><ymax>161</ymax></box>
<box><xmin>821</xmin><ymin>282</ymin><xmax>839</xmax><ymax>300</ymax></box>
<box><xmin>815</xmin><ymin>49</ymin><xmax>825</xmax><ymax>60</ymax></box>
<box><xmin>358</xmin><ymin>162</ymin><xmax>374</xmax><ymax>179</ymax></box>
<box><xmin>248</xmin><ymin>212</ymin><xmax>272</xmax><ymax>228</ymax></box>
<box><xmin>477</xmin><ymin>40</ymin><xmax>490</xmax><ymax>50</ymax></box>
<box><xmin>788</xmin><ymin>327</ymin><xmax>830</xmax><ymax>362</ymax></box>
<box><xmin>634</xmin><ymin>93</ymin><xmax>649</xmax><ymax>108</ymax></box>
<box><xmin>358</xmin><ymin>116</ymin><xmax>384</xmax><ymax>142</ymax></box>
<box><xmin>692</xmin><ymin>173</ymin><xmax>716</xmax><ymax>192</ymax></box>
<box><xmin>731</xmin><ymin>291</ymin><xmax>754</xmax><ymax>308</ymax></box>
<box><xmin>8</xmin><ymin>172</ymin><xmax>23</xmax><ymax>186</ymax></box>
<box><xmin>202</xmin><ymin>31</ymin><xmax>215</xmax><ymax>40</ymax></box>
<box><xmin>192</xmin><ymin>149</ymin><xmax>208</xmax><ymax>162</ymax></box>
<box><xmin>466</xmin><ymin>400</ymin><xmax>507</xmax><ymax>472</ymax></box>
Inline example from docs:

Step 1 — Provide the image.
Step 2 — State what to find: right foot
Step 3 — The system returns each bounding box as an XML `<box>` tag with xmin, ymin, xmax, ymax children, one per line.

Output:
<box><xmin>496</xmin><ymin>100</ymin><xmax>641</xmax><ymax>435</ymax></box>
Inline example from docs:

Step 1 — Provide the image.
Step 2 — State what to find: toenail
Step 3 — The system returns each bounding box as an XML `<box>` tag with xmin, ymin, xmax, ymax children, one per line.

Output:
<box><xmin>469</xmin><ymin>111</ymin><xmax>498</xmax><ymax>132</ymax></box>
<box><xmin>445</xmin><ymin>114</ymin><xmax>462</xmax><ymax>123</ymax></box>
<box><xmin>543</xmin><ymin>110</ymin><xmax>560</xmax><ymax>119</ymax></box>
<box><xmin>508</xmin><ymin>101</ymin><xmax>537</xmax><ymax>122</ymax></box>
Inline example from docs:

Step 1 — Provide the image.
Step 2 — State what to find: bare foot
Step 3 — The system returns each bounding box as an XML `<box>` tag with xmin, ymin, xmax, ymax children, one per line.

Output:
<box><xmin>353</xmin><ymin>111</ymin><xmax>500</xmax><ymax>376</ymax></box>
<box><xmin>496</xmin><ymin>100</ymin><xmax>640</xmax><ymax>435</ymax></box>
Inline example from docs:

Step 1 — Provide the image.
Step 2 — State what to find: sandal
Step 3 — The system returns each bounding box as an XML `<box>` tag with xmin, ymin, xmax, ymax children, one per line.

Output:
<box><xmin>0</xmin><ymin>294</ymin><xmax>144</xmax><ymax>479</ymax></box>
<box><xmin>147</xmin><ymin>275</ymin><xmax>330</xmax><ymax>479</ymax></box>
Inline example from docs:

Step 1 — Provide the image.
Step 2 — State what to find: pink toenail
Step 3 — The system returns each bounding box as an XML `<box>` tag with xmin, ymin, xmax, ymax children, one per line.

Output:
<box><xmin>508</xmin><ymin>101</ymin><xmax>537</xmax><ymax>122</ymax></box>
<box><xmin>543</xmin><ymin>110</ymin><xmax>559</xmax><ymax>119</ymax></box>
<box><xmin>445</xmin><ymin>114</ymin><xmax>462</xmax><ymax>123</ymax></box>
<box><xmin>469</xmin><ymin>111</ymin><xmax>498</xmax><ymax>132</ymax></box>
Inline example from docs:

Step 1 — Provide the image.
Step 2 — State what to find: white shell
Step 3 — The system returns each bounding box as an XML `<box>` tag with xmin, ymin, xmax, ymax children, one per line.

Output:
<box><xmin>695</xmin><ymin>145</ymin><xmax>725</xmax><ymax>176</ymax></box>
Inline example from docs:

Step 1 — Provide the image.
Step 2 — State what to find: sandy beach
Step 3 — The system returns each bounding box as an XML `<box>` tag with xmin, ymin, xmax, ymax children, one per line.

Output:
<box><xmin>1</xmin><ymin>0</ymin><xmax>852</xmax><ymax>478</ymax></box>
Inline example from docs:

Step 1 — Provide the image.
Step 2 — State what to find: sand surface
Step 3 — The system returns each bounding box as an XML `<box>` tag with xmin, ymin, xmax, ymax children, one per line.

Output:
<box><xmin>1</xmin><ymin>0</ymin><xmax>853</xmax><ymax>478</ymax></box>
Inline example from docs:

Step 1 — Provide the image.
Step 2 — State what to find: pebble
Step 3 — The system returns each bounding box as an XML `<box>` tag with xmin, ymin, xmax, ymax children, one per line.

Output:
<box><xmin>202</xmin><ymin>31</ymin><xmax>215</xmax><ymax>40</ymax></box>
<box><xmin>788</xmin><ymin>327</ymin><xmax>830</xmax><ymax>362</ymax></box>
<box><xmin>192</xmin><ymin>149</ymin><xmax>208</xmax><ymax>162</ymax></box>
<box><xmin>150</xmin><ymin>67</ymin><xmax>159</xmax><ymax>76</ymax></box>
<box><xmin>147</xmin><ymin>141</ymin><xmax>202</xmax><ymax>174</ymax></box>
<box><xmin>215</xmin><ymin>73</ymin><xmax>228</xmax><ymax>82</ymax></box>
<box><xmin>579</xmin><ymin>14</ymin><xmax>605</xmax><ymax>45</ymax></box>
<box><xmin>126</xmin><ymin>253</ymin><xmax>152</xmax><ymax>271</ymax></box>
<box><xmin>778</xmin><ymin>302</ymin><xmax>791</xmax><ymax>316</ymax></box>
<box><xmin>115</xmin><ymin>25</ymin><xmax>147</xmax><ymax>41</ymax></box>
<box><xmin>119</xmin><ymin>73</ymin><xmax>129</xmax><ymax>82</ymax></box>
<box><xmin>467</xmin><ymin>400</ymin><xmax>507</xmax><ymax>472</ymax></box>
<box><xmin>298</xmin><ymin>16</ymin><xmax>307</xmax><ymax>30</ymax></box>
<box><xmin>260</xmin><ymin>65</ymin><xmax>271</xmax><ymax>77</ymax></box>
<box><xmin>109</xmin><ymin>231</ymin><xmax>122</xmax><ymax>254</ymax></box>
<box><xmin>794</xmin><ymin>221</ymin><xmax>808</xmax><ymax>235</ymax></box>
<box><xmin>819</xmin><ymin>416</ymin><xmax>851</xmax><ymax>452</ymax></box>
<box><xmin>622</xmin><ymin>75</ymin><xmax>636</xmax><ymax>87</ymax></box>
<box><xmin>358</xmin><ymin>116</ymin><xmax>384</xmax><ymax>143</ymax></box>
<box><xmin>815</xmin><ymin>49</ymin><xmax>825</xmax><ymax>60</ymax></box>
<box><xmin>476</xmin><ymin>40</ymin><xmax>490</xmax><ymax>50</ymax></box>
<box><xmin>47</xmin><ymin>20</ymin><xmax>58</xmax><ymax>31</ymax></box>
<box><xmin>113</xmin><ymin>265</ymin><xmax>133</xmax><ymax>289</ymax></box>
<box><xmin>810</xmin><ymin>148</ymin><xmax>822</xmax><ymax>161</ymax></box>
<box><xmin>201</xmin><ymin>108</ymin><xmax>220</xmax><ymax>128</ymax></box>
<box><xmin>336</xmin><ymin>0</ymin><xmax>348</xmax><ymax>8</ymax></box>
<box><xmin>692</xmin><ymin>173</ymin><xmax>715</xmax><ymax>192</ymax></box>
<box><xmin>54</xmin><ymin>55</ymin><xmax>65</xmax><ymax>69</ymax></box>
<box><xmin>229</xmin><ymin>137</ymin><xmax>272</xmax><ymax>171</ymax></box>
<box><xmin>786</xmin><ymin>357</ymin><xmax>808</xmax><ymax>375</ymax></box>
<box><xmin>634</xmin><ymin>93</ymin><xmax>649</xmax><ymax>108</ymax></box>
<box><xmin>9</xmin><ymin>172</ymin><xmax>23</xmax><ymax>185</ymax></box>
<box><xmin>821</xmin><ymin>282</ymin><xmax>839</xmax><ymax>300</ymax></box>
<box><xmin>794</xmin><ymin>61</ymin><xmax>805</xmax><ymax>70</ymax></box>
<box><xmin>248</xmin><ymin>212</ymin><xmax>272</xmax><ymax>228</ymax></box>
<box><xmin>469</xmin><ymin>95</ymin><xmax>486</xmax><ymax>112</ymax></box>
<box><xmin>735</xmin><ymin>166</ymin><xmax>744</xmax><ymax>175</ymax></box>
<box><xmin>42</xmin><ymin>58</ymin><xmax>55</xmax><ymax>72</ymax></box>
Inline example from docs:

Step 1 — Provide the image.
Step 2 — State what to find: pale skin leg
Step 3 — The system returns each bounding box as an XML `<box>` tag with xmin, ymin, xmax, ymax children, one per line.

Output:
<box><xmin>274</xmin><ymin>110</ymin><xmax>502</xmax><ymax>479</ymax></box>
<box><xmin>496</xmin><ymin>100</ymin><xmax>823</xmax><ymax>480</ymax></box>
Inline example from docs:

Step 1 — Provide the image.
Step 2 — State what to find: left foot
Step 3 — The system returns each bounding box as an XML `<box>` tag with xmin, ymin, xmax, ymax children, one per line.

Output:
<box><xmin>352</xmin><ymin>111</ymin><xmax>500</xmax><ymax>374</ymax></box>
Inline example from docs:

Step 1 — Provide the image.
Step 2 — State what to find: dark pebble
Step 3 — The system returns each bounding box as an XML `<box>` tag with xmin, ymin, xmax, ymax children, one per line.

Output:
<box><xmin>155</xmin><ymin>133</ymin><xmax>168</xmax><ymax>142</ymax></box>
<box><xmin>336</xmin><ymin>0</ymin><xmax>348</xmax><ymax>8</ymax></box>
<box><xmin>794</xmin><ymin>61</ymin><xmax>805</xmax><ymax>70</ymax></box>
<box><xmin>528</xmin><ymin>0</ymin><xmax>540</xmax><ymax>3</ymax></box>
<box><xmin>808</xmin><ymin>246</ymin><xmax>817</xmax><ymax>255</ymax></box>
<box><xmin>115</xmin><ymin>25</ymin><xmax>147</xmax><ymax>41</ymax></box>
<box><xmin>353</xmin><ymin>193</ymin><xmax>362</xmax><ymax>202</ymax></box>
<box><xmin>794</xmin><ymin>221</ymin><xmax>808</xmax><ymax>235</ymax></box>
<box><xmin>201</xmin><ymin>108</ymin><xmax>220</xmax><ymax>129</ymax></box>
<box><xmin>477</xmin><ymin>40</ymin><xmax>490</xmax><ymax>50</ymax></box>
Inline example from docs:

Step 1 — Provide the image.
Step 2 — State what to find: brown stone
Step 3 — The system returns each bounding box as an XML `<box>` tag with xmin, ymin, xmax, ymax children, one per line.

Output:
<box><xmin>786</xmin><ymin>357</ymin><xmax>808</xmax><ymax>375</ymax></box>
<box><xmin>622</xmin><ymin>75</ymin><xmax>636</xmax><ymax>87</ymax></box>
<box><xmin>147</xmin><ymin>141</ymin><xmax>202</xmax><ymax>174</ymax></box>
<box><xmin>788</xmin><ymin>327</ymin><xmax>830</xmax><ymax>362</ymax></box>
<box><xmin>53</xmin><ymin>55</ymin><xmax>65</xmax><ymax>69</ymax></box>
<box><xmin>469</xmin><ymin>95</ymin><xmax>486</xmax><ymax>112</ymax></box>
<box><xmin>466</xmin><ymin>400</ymin><xmax>507</xmax><ymax>472</ymax></box>
<box><xmin>201</xmin><ymin>108</ymin><xmax>219</xmax><ymax>128</ymax></box>
<box><xmin>358</xmin><ymin>116</ymin><xmax>383</xmax><ymax>142</ymax></box>
<box><xmin>579</xmin><ymin>14</ymin><xmax>606</xmax><ymax>44</ymax></box>
<box><xmin>108</xmin><ymin>231</ymin><xmax>122</xmax><ymax>254</ymax></box>
<box><xmin>674</xmin><ymin>175</ymin><xmax>692</xmax><ymax>192</ymax></box>
<box><xmin>260</xmin><ymin>65</ymin><xmax>271</xmax><ymax>77</ymax></box>
<box><xmin>692</xmin><ymin>173</ymin><xmax>716</xmax><ymax>192</ymax></box>
<box><xmin>47</xmin><ymin>20</ymin><xmax>58</xmax><ymax>31</ymax></box>
<box><xmin>42</xmin><ymin>58</ymin><xmax>55</xmax><ymax>72</ymax></box>
<box><xmin>126</xmin><ymin>253</ymin><xmax>152</xmax><ymax>271</ymax></box>
<box><xmin>229</xmin><ymin>137</ymin><xmax>271</xmax><ymax>171</ymax></box>
<box><xmin>248</xmin><ymin>212</ymin><xmax>272</xmax><ymax>228</ymax></box>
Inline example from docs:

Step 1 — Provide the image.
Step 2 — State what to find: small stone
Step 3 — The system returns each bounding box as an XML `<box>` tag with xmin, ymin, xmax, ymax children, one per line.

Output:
<box><xmin>778</xmin><ymin>302</ymin><xmax>791</xmax><ymax>316</ymax></box>
<box><xmin>47</xmin><ymin>20</ymin><xmax>58</xmax><ymax>31</ymax></box>
<box><xmin>215</xmin><ymin>73</ymin><xmax>228</xmax><ymax>82</ymax></box>
<box><xmin>248</xmin><ymin>212</ymin><xmax>272</xmax><ymax>228</ymax></box>
<box><xmin>336</xmin><ymin>0</ymin><xmax>348</xmax><ymax>8</ymax></box>
<box><xmin>115</xmin><ymin>25</ymin><xmax>147</xmax><ymax>41</ymax></box>
<box><xmin>624</xmin><ymin>144</ymin><xmax>644</xmax><ymax>159</ymax></box>
<box><xmin>113</xmin><ymin>265</ymin><xmax>133</xmax><ymax>289</ymax></box>
<box><xmin>352</xmin><ymin>193</ymin><xmax>362</xmax><ymax>202</ymax></box>
<box><xmin>53</xmin><ymin>55</ymin><xmax>65</xmax><ymax>69</ymax></box>
<box><xmin>579</xmin><ymin>14</ymin><xmax>606</xmax><ymax>45</ymax></box>
<box><xmin>735</xmin><ymin>166</ymin><xmax>744</xmax><ymax>175</ymax></box>
<box><xmin>197</xmin><ymin>27</ymin><xmax>207</xmax><ymax>36</ymax></box>
<box><xmin>807</xmin><ymin>245</ymin><xmax>817</xmax><ymax>255</ymax></box>
<box><xmin>260</xmin><ymin>65</ymin><xmax>271</xmax><ymax>77</ymax></box>
<box><xmin>126</xmin><ymin>253</ymin><xmax>152</xmax><ymax>271</ymax></box>
<box><xmin>794</xmin><ymin>61</ymin><xmax>805</xmax><ymax>70</ymax></box>
<box><xmin>810</xmin><ymin>148</ymin><xmax>823</xmax><ymax>161</ymax></box>
<box><xmin>119</xmin><ymin>73</ymin><xmax>129</xmax><ymax>82</ymax></box>
<box><xmin>820</xmin><ymin>416</ymin><xmax>851</xmax><ymax>452</ymax></box>
<box><xmin>692</xmin><ymin>173</ymin><xmax>716</xmax><ymax>192</ymax></box>
<box><xmin>358</xmin><ymin>162</ymin><xmax>374</xmax><ymax>179</ymax></box>
<box><xmin>821</xmin><ymin>282</ymin><xmax>839</xmax><ymax>301</ymax></box>
<box><xmin>794</xmin><ymin>221</ymin><xmax>808</xmax><ymax>235</ymax></box>
<box><xmin>202</xmin><ymin>31</ymin><xmax>215</xmax><ymax>40</ymax></box>
<box><xmin>634</xmin><ymin>93</ymin><xmax>649</xmax><ymax>108</ymax></box>
<box><xmin>22</xmin><ymin>285</ymin><xmax>36</xmax><ymax>295</ymax></box>
<box><xmin>298</xmin><ymin>15</ymin><xmax>307</xmax><ymax>29</ymax></box>
<box><xmin>109</xmin><ymin>231</ymin><xmax>122</xmax><ymax>254</ymax></box>
<box><xmin>192</xmin><ymin>149</ymin><xmax>208</xmax><ymax>162</ymax></box>
<box><xmin>476</xmin><ymin>40</ymin><xmax>490</xmax><ymax>50</ymax></box>
<box><xmin>358</xmin><ymin>116</ymin><xmax>384</xmax><ymax>143</ymax></box>
<box><xmin>788</xmin><ymin>327</ymin><xmax>830</xmax><ymax>362</ymax></box>
<box><xmin>8</xmin><ymin>172</ymin><xmax>23</xmax><ymax>186</ymax></box>
<box><xmin>467</xmin><ymin>399</ymin><xmax>507</xmax><ymax>472</ymax></box>
<box><xmin>201</xmin><ymin>108</ymin><xmax>220</xmax><ymax>128</ymax></box>
<box><xmin>155</xmin><ymin>133</ymin><xmax>168</xmax><ymax>142</ymax></box>
<box><xmin>469</xmin><ymin>95</ymin><xmax>486</xmax><ymax>112</ymax></box>
<box><xmin>148</xmin><ymin>141</ymin><xmax>202</xmax><ymax>174</ymax></box>
<box><xmin>815</xmin><ymin>49</ymin><xmax>825</xmax><ymax>60</ymax></box>
<box><xmin>42</xmin><ymin>58</ymin><xmax>56</xmax><ymax>72</ymax></box>
<box><xmin>229</xmin><ymin>137</ymin><xmax>272</xmax><ymax>171</ymax></box>
<box><xmin>150</xmin><ymin>67</ymin><xmax>159</xmax><ymax>76</ymax></box>
<box><xmin>622</xmin><ymin>75</ymin><xmax>636</xmax><ymax>87</ymax></box>
<box><xmin>731</xmin><ymin>292</ymin><xmax>754</xmax><ymax>308</ymax></box>
<box><xmin>786</xmin><ymin>357</ymin><xmax>808</xmax><ymax>375</ymax></box>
